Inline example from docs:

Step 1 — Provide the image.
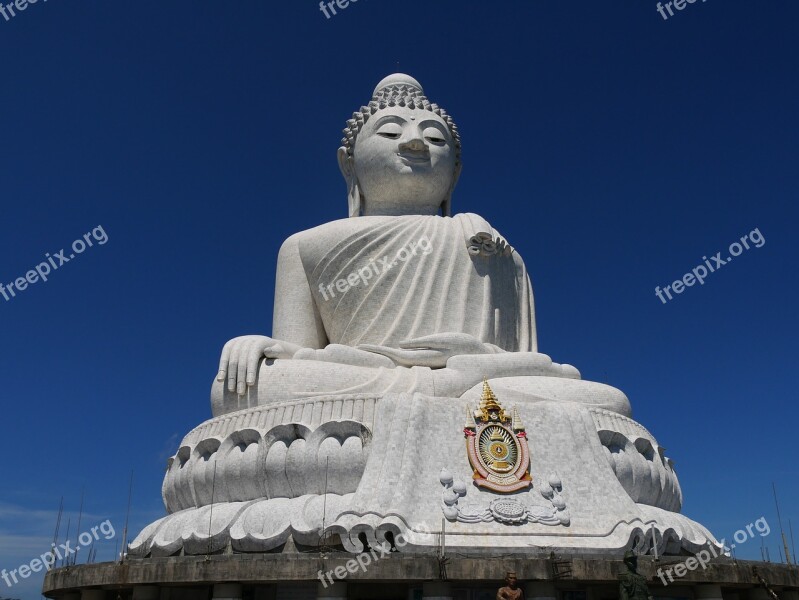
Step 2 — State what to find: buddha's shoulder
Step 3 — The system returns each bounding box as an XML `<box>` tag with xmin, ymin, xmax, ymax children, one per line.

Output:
<box><xmin>278</xmin><ymin>218</ymin><xmax>350</xmax><ymax>254</ymax></box>
<box><xmin>280</xmin><ymin>215</ymin><xmax>446</xmax><ymax>252</ymax></box>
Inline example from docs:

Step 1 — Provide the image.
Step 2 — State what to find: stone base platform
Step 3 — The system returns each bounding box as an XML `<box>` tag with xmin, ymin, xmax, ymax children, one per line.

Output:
<box><xmin>43</xmin><ymin>555</ymin><xmax>799</xmax><ymax>600</ymax></box>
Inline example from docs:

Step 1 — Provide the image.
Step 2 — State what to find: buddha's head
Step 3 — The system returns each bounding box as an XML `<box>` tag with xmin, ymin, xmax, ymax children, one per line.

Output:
<box><xmin>339</xmin><ymin>74</ymin><xmax>462</xmax><ymax>217</ymax></box>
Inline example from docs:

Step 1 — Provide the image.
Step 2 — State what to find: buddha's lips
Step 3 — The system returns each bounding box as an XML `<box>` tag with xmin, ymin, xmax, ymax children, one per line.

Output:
<box><xmin>397</xmin><ymin>152</ymin><xmax>430</xmax><ymax>164</ymax></box>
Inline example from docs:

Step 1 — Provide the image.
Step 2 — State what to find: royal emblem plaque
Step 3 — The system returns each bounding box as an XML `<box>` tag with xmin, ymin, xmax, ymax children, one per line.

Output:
<box><xmin>464</xmin><ymin>379</ymin><xmax>532</xmax><ymax>493</ymax></box>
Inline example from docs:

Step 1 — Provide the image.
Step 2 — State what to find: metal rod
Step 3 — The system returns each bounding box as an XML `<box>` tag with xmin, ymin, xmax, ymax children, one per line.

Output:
<box><xmin>321</xmin><ymin>456</ymin><xmax>329</xmax><ymax>551</ymax></box>
<box><xmin>651</xmin><ymin>524</ymin><xmax>659</xmax><ymax>560</ymax></box>
<box><xmin>73</xmin><ymin>487</ymin><xmax>84</xmax><ymax>566</ymax></box>
<box><xmin>62</xmin><ymin>518</ymin><xmax>71</xmax><ymax>568</ymax></box>
<box><xmin>120</xmin><ymin>471</ymin><xmax>134</xmax><ymax>563</ymax></box>
<box><xmin>49</xmin><ymin>497</ymin><xmax>63</xmax><ymax>572</ymax></box>
<box><xmin>440</xmin><ymin>518</ymin><xmax>446</xmax><ymax>558</ymax></box>
<box><xmin>207</xmin><ymin>461</ymin><xmax>217</xmax><ymax>558</ymax></box>
<box><xmin>772</xmin><ymin>482</ymin><xmax>792</xmax><ymax>564</ymax></box>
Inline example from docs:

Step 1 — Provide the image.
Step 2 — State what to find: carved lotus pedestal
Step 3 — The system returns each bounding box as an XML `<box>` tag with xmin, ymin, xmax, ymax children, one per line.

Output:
<box><xmin>129</xmin><ymin>380</ymin><xmax>719</xmax><ymax>559</ymax></box>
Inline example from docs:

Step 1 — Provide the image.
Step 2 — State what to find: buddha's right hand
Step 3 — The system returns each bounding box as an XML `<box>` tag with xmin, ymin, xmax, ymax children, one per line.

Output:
<box><xmin>216</xmin><ymin>335</ymin><xmax>301</xmax><ymax>396</ymax></box>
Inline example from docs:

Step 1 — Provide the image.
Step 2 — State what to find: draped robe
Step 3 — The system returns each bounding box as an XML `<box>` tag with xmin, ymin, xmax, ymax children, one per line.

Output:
<box><xmin>298</xmin><ymin>213</ymin><xmax>537</xmax><ymax>351</ymax></box>
<box><xmin>211</xmin><ymin>213</ymin><xmax>629</xmax><ymax>418</ymax></box>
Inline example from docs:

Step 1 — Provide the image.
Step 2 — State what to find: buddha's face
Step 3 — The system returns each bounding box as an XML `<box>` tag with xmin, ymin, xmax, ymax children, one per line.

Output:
<box><xmin>351</xmin><ymin>106</ymin><xmax>458</xmax><ymax>215</ymax></box>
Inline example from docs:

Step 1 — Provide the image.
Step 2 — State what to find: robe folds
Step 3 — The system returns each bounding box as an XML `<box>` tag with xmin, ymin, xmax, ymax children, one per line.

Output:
<box><xmin>211</xmin><ymin>214</ymin><xmax>630</xmax><ymax>417</ymax></box>
<box><xmin>298</xmin><ymin>213</ymin><xmax>537</xmax><ymax>352</ymax></box>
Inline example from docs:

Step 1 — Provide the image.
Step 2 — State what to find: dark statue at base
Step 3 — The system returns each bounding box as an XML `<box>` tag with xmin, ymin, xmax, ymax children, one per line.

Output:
<box><xmin>497</xmin><ymin>572</ymin><xmax>525</xmax><ymax>600</ymax></box>
<box><xmin>619</xmin><ymin>552</ymin><xmax>653</xmax><ymax>600</ymax></box>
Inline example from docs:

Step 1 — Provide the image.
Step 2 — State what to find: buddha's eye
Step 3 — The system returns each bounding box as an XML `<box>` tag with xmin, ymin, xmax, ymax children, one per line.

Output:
<box><xmin>376</xmin><ymin>122</ymin><xmax>403</xmax><ymax>139</ymax></box>
<box><xmin>423</xmin><ymin>128</ymin><xmax>447</xmax><ymax>145</ymax></box>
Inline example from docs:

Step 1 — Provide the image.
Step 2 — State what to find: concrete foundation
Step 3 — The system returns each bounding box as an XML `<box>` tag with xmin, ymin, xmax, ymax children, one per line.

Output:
<box><xmin>213</xmin><ymin>583</ymin><xmax>243</xmax><ymax>600</ymax></box>
<box><xmin>527</xmin><ymin>581</ymin><xmax>558</xmax><ymax>600</ymax></box>
<box><xmin>422</xmin><ymin>581</ymin><xmax>452</xmax><ymax>600</ymax></box>
<box><xmin>42</xmin><ymin>555</ymin><xmax>799</xmax><ymax>600</ymax></box>
<box><xmin>131</xmin><ymin>586</ymin><xmax>160</xmax><ymax>600</ymax></box>
<box><xmin>318</xmin><ymin>582</ymin><xmax>347</xmax><ymax>599</ymax></box>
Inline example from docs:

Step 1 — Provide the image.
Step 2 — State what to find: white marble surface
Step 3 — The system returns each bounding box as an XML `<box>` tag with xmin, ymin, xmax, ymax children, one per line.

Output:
<box><xmin>131</xmin><ymin>74</ymin><xmax>719</xmax><ymax>558</ymax></box>
<box><xmin>131</xmin><ymin>394</ymin><xmax>713</xmax><ymax>557</ymax></box>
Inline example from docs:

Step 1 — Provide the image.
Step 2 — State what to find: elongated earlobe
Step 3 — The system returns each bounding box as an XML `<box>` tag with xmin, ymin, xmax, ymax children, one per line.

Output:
<box><xmin>441</xmin><ymin>195</ymin><xmax>451</xmax><ymax>217</ymax></box>
<box><xmin>338</xmin><ymin>146</ymin><xmax>362</xmax><ymax>218</ymax></box>
<box><xmin>348</xmin><ymin>181</ymin><xmax>363</xmax><ymax>218</ymax></box>
<box><xmin>441</xmin><ymin>163</ymin><xmax>462</xmax><ymax>217</ymax></box>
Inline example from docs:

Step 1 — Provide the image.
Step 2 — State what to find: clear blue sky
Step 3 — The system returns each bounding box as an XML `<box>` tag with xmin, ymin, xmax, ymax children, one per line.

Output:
<box><xmin>1</xmin><ymin>1</ymin><xmax>797</xmax><ymax>598</ymax></box>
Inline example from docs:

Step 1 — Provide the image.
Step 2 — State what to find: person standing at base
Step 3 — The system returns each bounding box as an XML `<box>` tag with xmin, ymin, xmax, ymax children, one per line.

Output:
<box><xmin>497</xmin><ymin>571</ymin><xmax>525</xmax><ymax>600</ymax></box>
<box><xmin>619</xmin><ymin>551</ymin><xmax>654</xmax><ymax>600</ymax></box>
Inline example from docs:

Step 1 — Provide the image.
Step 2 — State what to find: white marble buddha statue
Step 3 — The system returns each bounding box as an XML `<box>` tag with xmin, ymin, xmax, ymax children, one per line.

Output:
<box><xmin>131</xmin><ymin>75</ymin><xmax>719</xmax><ymax>559</ymax></box>
<box><xmin>212</xmin><ymin>73</ymin><xmax>629</xmax><ymax>418</ymax></box>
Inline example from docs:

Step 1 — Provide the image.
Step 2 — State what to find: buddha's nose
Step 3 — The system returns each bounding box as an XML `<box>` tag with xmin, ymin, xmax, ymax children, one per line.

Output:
<box><xmin>399</xmin><ymin>135</ymin><xmax>427</xmax><ymax>153</ymax></box>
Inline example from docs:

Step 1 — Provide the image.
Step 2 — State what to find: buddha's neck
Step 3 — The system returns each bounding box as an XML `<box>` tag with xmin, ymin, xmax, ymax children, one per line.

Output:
<box><xmin>361</xmin><ymin>202</ymin><xmax>443</xmax><ymax>217</ymax></box>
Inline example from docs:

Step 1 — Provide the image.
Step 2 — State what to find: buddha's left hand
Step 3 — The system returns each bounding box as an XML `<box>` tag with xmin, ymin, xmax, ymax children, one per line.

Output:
<box><xmin>358</xmin><ymin>333</ymin><xmax>501</xmax><ymax>368</ymax></box>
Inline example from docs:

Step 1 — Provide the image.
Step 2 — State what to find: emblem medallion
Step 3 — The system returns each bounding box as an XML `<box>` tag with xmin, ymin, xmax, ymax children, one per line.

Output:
<box><xmin>464</xmin><ymin>379</ymin><xmax>532</xmax><ymax>493</ymax></box>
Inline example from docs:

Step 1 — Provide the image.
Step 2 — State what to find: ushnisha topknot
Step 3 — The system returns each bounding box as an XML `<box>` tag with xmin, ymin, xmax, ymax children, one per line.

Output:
<box><xmin>341</xmin><ymin>73</ymin><xmax>462</xmax><ymax>167</ymax></box>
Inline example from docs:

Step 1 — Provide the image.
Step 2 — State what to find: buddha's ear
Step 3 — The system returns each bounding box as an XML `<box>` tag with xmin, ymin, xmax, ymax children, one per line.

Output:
<box><xmin>338</xmin><ymin>146</ymin><xmax>362</xmax><ymax>218</ymax></box>
<box><xmin>441</xmin><ymin>196</ymin><xmax>451</xmax><ymax>217</ymax></box>
<box><xmin>337</xmin><ymin>146</ymin><xmax>353</xmax><ymax>180</ymax></box>
<box><xmin>441</xmin><ymin>162</ymin><xmax>462</xmax><ymax>217</ymax></box>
